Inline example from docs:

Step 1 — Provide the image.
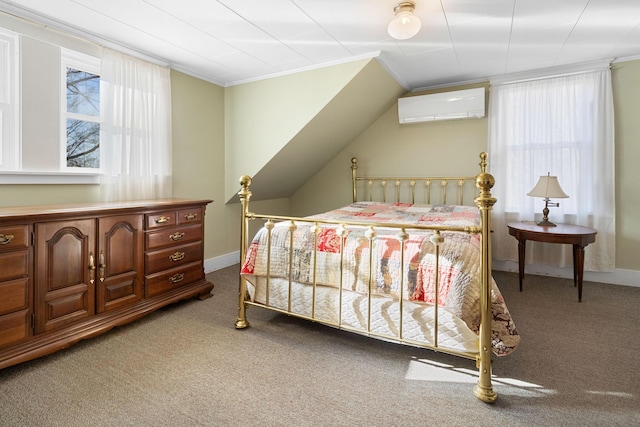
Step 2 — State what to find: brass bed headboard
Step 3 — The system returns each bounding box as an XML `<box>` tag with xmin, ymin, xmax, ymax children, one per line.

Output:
<box><xmin>350</xmin><ymin>157</ymin><xmax>477</xmax><ymax>205</ymax></box>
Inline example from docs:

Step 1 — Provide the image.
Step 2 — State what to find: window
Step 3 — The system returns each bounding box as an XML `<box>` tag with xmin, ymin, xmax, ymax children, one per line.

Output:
<box><xmin>488</xmin><ymin>66</ymin><xmax>615</xmax><ymax>272</ymax></box>
<box><xmin>0</xmin><ymin>36</ymin><xmax>169</xmax><ymax>189</ymax></box>
<box><xmin>0</xmin><ymin>28</ymin><xmax>19</xmax><ymax>171</ymax></box>
<box><xmin>62</xmin><ymin>49</ymin><xmax>101</xmax><ymax>171</ymax></box>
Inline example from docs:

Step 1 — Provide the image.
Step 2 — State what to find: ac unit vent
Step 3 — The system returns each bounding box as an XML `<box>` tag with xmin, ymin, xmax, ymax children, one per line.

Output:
<box><xmin>398</xmin><ymin>88</ymin><xmax>485</xmax><ymax>124</ymax></box>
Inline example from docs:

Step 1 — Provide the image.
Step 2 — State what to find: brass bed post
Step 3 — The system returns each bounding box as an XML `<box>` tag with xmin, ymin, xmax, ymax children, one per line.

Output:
<box><xmin>473</xmin><ymin>152</ymin><xmax>498</xmax><ymax>403</ymax></box>
<box><xmin>351</xmin><ymin>157</ymin><xmax>358</xmax><ymax>203</ymax></box>
<box><xmin>235</xmin><ymin>175</ymin><xmax>253</xmax><ymax>329</ymax></box>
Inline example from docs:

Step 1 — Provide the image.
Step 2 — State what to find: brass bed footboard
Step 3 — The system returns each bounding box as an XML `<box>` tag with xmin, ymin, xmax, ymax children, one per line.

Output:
<box><xmin>235</xmin><ymin>152</ymin><xmax>498</xmax><ymax>403</ymax></box>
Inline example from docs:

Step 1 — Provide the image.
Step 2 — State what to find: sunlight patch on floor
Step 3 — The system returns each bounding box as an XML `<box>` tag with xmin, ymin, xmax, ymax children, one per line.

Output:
<box><xmin>405</xmin><ymin>359</ymin><xmax>477</xmax><ymax>384</ymax></box>
<box><xmin>585</xmin><ymin>390</ymin><xmax>635</xmax><ymax>398</ymax></box>
<box><xmin>404</xmin><ymin>358</ymin><xmax>554</xmax><ymax>397</ymax></box>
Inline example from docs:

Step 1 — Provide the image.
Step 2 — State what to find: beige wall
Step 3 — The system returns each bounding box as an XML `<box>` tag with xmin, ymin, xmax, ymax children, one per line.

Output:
<box><xmin>170</xmin><ymin>70</ymin><xmax>225</xmax><ymax>260</ymax></box>
<box><xmin>169</xmin><ymin>71</ymin><xmax>290</xmax><ymax>260</ymax></box>
<box><xmin>611</xmin><ymin>60</ymin><xmax>640</xmax><ymax>271</ymax></box>
<box><xmin>290</xmin><ymin>83</ymin><xmax>489</xmax><ymax>216</ymax></box>
<box><xmin>292</xmin><ymin>66</ymin><xmax>640</xmax><ymax>274</ymax></box>
<box><xmin>223</xmin><ymin>58</ymin><xmax>374</xmax><ymax>202</ymax></box>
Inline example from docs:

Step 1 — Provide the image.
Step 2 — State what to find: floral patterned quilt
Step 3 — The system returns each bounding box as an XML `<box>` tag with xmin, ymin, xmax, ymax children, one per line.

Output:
<box><xmin>241</xmin><ymin>202</ymin><xmax>520</xmax><ymax>356</ymax></box>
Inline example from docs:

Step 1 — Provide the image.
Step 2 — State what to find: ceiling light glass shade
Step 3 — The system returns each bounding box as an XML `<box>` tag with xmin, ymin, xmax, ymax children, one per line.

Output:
<box><xmin>388</xmin><ymin>2</ymin><xmax>422</xmax><ymax>40</ymax></box>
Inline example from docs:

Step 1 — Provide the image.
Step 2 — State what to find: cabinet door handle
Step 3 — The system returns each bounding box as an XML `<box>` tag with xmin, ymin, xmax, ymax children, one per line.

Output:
<box><xmin>155</xmin><ymin>216</ymin><xmax>170</xmax><ymax>224</ymax></box>
<box><xmin>89</xmin><ymin>252</ymin><xmax>96</xmax><ymax>285</ymax></box>
<box><xmin>169</xmin><ymin>232</ymin><xmax>185</xmax><ymax>241</ymax></box>
<box><xmin>169</xmin><ymin>273</ymin><xmax>185</xmax><ymax>284</ymax></box>
<box><xmin>0</xmin><ymin>234</ymin><xmax>14</xmax><ymax>245</ymax></box>
<box><xmin>169</xmin><ymin>251</ymin><xmax>185</xmax><ymax>262</ymax></box>
<box><xmin>99</xmin><ymin>251</ymin><xmax>106</xmax><ymax>282</ymax></box>
<box><xmin>184</xmin><ymin>213</ymin><xmax>198</xmax><ymax>220</ymax></box>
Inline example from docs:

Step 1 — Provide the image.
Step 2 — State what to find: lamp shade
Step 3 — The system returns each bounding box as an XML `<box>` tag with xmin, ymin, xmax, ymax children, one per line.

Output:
<box><xmin>388</xmin><ymin>2</ymin><xmax>422</xmax><ymax>40</ymax></box>
<box><xmin>527</xmin><ymin>175</ymin><xmax>569</xmax><ymax>199</ymax></box>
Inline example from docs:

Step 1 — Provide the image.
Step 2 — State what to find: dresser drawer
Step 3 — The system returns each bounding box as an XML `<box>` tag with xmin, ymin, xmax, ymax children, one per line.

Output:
<box><xmin>145</xmin><ymin>223</ymin><xmax>202</xmax><ymax>250</ymax></box>
<box><xmin>178</xmin><ymin>207</ymin><xmax>203</xmax><ymax>225</ymax></box>
<box><xmin>0</xmin><ymin>309</ymin><xmax>30</xmax><ymax>348</ymax></box>
<box><xmin>0</xmin><ymin>225</ymin><xmax>30</xmax><ymax>252</ymax></box>
<box><xmin>0</xmin><ymin>250</ymin><xmax>29</xmax><ymax>282</ymax></box>
<box><xmin>145</xmin><ymin>262</ymin><xmax>204</xmax><ymax>298</ymax></box>
<box><xmin>145</xmin><ymin>241</ymin><xmax>203</xmax><ymax>274</ymax></box>
<box><xmin>0</xmin><ymin>278</ymin><xmax>29</xmax><ymax>315</ymax></box>
<box><xmin>146</xmin><ymin>211</ymin><xmax>177</xmax><ymax>229</ymax></box>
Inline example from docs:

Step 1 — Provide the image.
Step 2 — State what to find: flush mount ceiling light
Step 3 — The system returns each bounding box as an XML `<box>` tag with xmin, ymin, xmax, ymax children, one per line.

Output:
<box><xmin>388</xmin><ymin>1</ymin><xmax>422</xmax><ymax>40</ymax></box>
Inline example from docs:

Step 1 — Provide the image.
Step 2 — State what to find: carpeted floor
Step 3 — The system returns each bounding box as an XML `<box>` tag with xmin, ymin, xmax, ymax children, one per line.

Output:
<box><xmin>0</xmin><ymin>266</ymin><xmax>639</xmax><ymax>426</ymax></box>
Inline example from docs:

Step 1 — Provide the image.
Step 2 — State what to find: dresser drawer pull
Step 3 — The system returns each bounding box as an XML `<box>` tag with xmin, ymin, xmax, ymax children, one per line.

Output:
<box><xmin>155</xmin><ymin>216</ymin><xmax>171</xmax><ymax>224</ymax></box>
<box><xmin>99</xmin><ymin>251</ymin><xmax>106</xmax><ymax>282</ymax></box>
<box><xmin>184</xmin><ymin>213</ymin><xmax>198</xmax><ymax>220</ymax></box>
<box><xmin>169</xmin><ymin>273</ymin><xmax>185</xmax><ymax>284</ymax></box>
<box><xmin>169</xmin><ymin>232</ymin><xmax>185</xmax><ymax>241</ymax></box>
<box><xmin>89</xmin><ymin>252</ymin><xmax>96</xmax><ymax>285</ymax></box>
<box><xmin>169</xmin><ymin>251</ymin><xmax>185</xmax><ymax>262</ymax></box>
<box><xmin>0</xmin><ymin>234</ymin><xmax>14</xmax><ymax>245</ymax></box>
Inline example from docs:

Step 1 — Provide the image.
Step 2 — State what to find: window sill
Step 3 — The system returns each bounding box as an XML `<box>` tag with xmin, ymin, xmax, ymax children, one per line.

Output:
<box><xmin>0</xmin><ymin>171</ymin><xmax>101</xmax><ymax>185</ymax></box>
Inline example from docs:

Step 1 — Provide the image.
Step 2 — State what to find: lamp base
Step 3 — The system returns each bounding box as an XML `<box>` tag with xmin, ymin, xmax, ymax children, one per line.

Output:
<box><xmin>537</xmin><ymin>204</ymin><xmax>557</xmax><ymax>227</ymax></box>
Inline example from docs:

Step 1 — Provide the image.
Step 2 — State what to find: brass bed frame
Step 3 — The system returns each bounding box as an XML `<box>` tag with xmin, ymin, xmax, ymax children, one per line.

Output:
<box><xmin>235</xmin><ymin>152</ymin><xmax>498</xmax><ymax>403</ymax></box>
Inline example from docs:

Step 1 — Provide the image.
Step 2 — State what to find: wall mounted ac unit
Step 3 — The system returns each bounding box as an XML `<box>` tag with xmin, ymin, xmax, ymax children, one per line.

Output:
<box><xmin>398</xmin><ymin>87</ymin><xmax>485</xmax><ymax>124</ymax></box>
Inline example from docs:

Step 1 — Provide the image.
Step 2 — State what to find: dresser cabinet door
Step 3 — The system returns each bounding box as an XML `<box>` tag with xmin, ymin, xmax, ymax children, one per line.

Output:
<box><xmin>35</xmin><ymin>219</ymin><xmax>96</xmax><ymax>333</ymax></box>
<box><xmin>97</xmin><ymin>214</ymin><xmax>144</xmax><ymax>313</ymax></box>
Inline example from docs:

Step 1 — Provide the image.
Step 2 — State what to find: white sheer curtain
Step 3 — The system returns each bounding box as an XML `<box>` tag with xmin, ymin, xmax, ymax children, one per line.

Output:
<box><xmin>100</xmin><ymin>48</ymin><xmax>172</xmax><ymax>201</ymax></box>
<box><xmin>488</xmin><ymin>67</ymin><xmax>615</xmax><ymax>271</ymax></box>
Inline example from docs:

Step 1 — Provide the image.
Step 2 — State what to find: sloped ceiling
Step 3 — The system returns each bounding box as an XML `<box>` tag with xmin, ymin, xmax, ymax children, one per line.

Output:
<box><xmin>227</xmin><ymin>58</ymin><xmax>405</xmax><ymax>203</ymax></box>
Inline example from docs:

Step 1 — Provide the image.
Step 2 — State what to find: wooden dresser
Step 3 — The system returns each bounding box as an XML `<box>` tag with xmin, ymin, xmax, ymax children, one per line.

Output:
<box><xmin>0</xmin><ymin>199</ymin><xmax>214</xmax><ymax>369</ymax></box>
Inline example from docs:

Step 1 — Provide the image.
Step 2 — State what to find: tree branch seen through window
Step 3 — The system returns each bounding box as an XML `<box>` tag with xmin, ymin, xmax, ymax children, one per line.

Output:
<box><xmin>66</xmin><ymin>68</ymin><xmax>100</xmax><ymax>168</ymax></box>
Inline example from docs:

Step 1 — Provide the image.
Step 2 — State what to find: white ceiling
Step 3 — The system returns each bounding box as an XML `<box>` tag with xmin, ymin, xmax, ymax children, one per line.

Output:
<box><xmin>1</xmin><ymin>0</ymin><xmax>640</xmax><ymax>90</ymax></box>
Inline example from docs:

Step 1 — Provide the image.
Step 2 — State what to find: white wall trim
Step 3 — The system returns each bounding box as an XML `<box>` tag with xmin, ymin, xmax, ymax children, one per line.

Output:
<box><xmin>228</xmin><ymin>52</ymin><xmax>382</xmax><ymax>87</ymax></box>
<box><xmin>207</xmin><ymin>252</ymin><xmax>640</xmax><ymax>288</ymax></box>
<box><xmin>204</xmin><ymin>251</ymin><xmax>240</xmax><ymax>273</ymax></box>
<box><xmin>493</xmin><ymin>260</ymin><xmax>640</xmax><ymax>288</ymax></box>
<box><xmin>488</xmin><ymin>58</ymin><xmax>613</xmax><ymax>86</ymax></box>
<box><xmin>0</xmin><ymin>171</ymin><xmax>100</xmax><ymax>184</ymax></box>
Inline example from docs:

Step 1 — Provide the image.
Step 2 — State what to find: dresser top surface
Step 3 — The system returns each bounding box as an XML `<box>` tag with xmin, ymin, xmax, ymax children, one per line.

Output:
<box><xmin>0</xmin><ymin>198</ymin><xmax>213</xmax><ymax>220</ymax></box>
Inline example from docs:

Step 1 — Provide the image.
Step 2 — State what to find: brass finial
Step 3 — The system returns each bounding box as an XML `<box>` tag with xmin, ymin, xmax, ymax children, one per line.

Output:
<box><xmin>239</xmin><ymin>175</ymin><xmax>252</xmax><ymax>188</ymax></box>
<box><xmin>479</xmin><ymin>152</ymin><xmax>488</xmax><ymax>174</ymax></box>
<box><xmin>475</xmin><ymin>152</ymin><xmax>496</xmax><ymax>209</ymax></box>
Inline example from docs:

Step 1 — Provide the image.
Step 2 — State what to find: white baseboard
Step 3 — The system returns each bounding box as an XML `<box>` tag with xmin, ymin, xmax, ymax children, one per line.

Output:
<box><xmin>204</xmin><ymin>252</ymin><xmax>640</xmax><ymax>288</ymax></box>
<box><xmin>204</xmin><ymin>251</ymin><xmax>240</xmax><ymax>273</ymax></box>
<box><xmin>493</xmin><ymin>260</ymin><xmax>640</xmax><ymax>288</ymax></box>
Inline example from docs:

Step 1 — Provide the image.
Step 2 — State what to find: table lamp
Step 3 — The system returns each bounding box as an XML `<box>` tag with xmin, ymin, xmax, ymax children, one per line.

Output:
<box><xmin>527</xmin><ymin>173</ymin><xmax>569</xmax><ymax>226</ymax></box>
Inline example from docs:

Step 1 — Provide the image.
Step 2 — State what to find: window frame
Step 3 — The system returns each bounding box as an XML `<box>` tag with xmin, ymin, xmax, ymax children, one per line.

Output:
<box><xmin>60</xmin><ymin>48</ymin><xmax>101</xmax><ymax>173</ymax></box>
<box><xmin>0</xmin><ymin>27</ymin><xmax>20</xmax><ymax>172</ymax></box>
<box><xmin>0</xmin><ymin>44</ymin><xmax>102</xmax><ymax>184</ymax></box>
